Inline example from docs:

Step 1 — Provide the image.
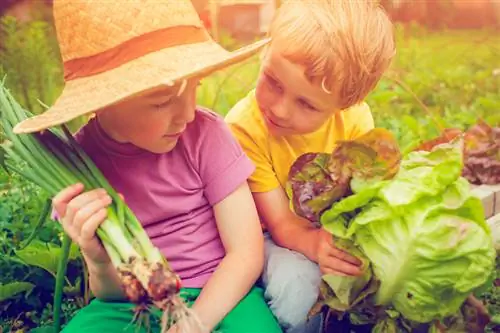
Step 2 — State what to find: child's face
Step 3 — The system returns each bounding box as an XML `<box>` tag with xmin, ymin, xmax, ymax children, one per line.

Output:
<box><xmin>97</xmin><ymin>79</ymin><xmax>199</xmax><ymax>154</ymax></box>
<box><xmin>255</xmin><ymin>42</ymin><xmax>340</xmax><ymax>136</ymax></box>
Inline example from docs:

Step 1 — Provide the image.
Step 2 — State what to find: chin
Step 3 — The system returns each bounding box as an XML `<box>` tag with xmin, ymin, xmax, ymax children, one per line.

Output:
<box><xmin>145</xmin><ymin>141</ymin><xmax>178</xmax><ymax>154</ymax></box>
<box><xmin>267</xmin><ymin>126</ymin><xmax>286</xmax><ymax>137</ymax></box>
<box><xmin>268</xmin><ymin>124</ymin><xmax>298</xmax><ymax>137</ymax></box>
<box><xmin>154</xmin><ymin>147</ymin><xmax>175</xmax><ymax>154</ymax></box>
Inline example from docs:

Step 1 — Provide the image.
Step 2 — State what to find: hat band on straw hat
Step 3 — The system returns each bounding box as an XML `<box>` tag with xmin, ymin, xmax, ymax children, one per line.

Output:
<box><xmin>64</xmin><ymin>26</ymin><xmax>211</xmax><ymax>81</ymax></box>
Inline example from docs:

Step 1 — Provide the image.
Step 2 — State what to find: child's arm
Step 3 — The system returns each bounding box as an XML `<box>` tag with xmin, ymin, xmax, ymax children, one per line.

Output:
<box><xmin>254</xmin><ymin>187</ymin><xmax>362</xmax><ymax>276</ymax></box>
<box><xmin>84</xmin><ymin>256</ymin><xmax>125</xmax><ymax>301</ymax></box>
<box><xmin>52</xmin><ymin>183</ymin><xmax>126</xmax><ymax>300</ymax></box>
<box><xmin>176</xmin><ymin>182</ymin><xmax>264</xmax><ymax>332</ymax></box>
<box><xmin>255</xmin><ymin>187</ymin><xmax>318</xmax><ymax>259</ymax></box>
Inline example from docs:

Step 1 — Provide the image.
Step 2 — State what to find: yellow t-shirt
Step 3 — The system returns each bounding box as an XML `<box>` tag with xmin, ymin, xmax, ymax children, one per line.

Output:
<box><xmin>225</xmin><ymin>90</ymin><xmax>375</xmax><ymax>194</ymax></box>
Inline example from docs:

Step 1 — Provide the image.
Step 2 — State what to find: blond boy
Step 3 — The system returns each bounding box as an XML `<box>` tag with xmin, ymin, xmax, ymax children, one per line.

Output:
<box><xmin>225</xmin><ymin>1</ymin><xmax>396</xmax><ymax>331</ymax></box>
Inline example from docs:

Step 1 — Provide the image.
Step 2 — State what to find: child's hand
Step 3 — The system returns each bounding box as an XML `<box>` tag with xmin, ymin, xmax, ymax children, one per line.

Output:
<box><xmin>316</xmin><ymin>228</ymin><xmax>363</xmax><ymax>276</ymax></box>
<box><xmin>52</xmin><ymin>183</ymin><xmax>113</xmax><ymax>266</ymax></box>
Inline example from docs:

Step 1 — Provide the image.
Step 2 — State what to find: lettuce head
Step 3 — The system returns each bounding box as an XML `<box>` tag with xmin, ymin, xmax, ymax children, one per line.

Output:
<box><xmin>320</xmin><ymin>139</ymin><xmax>496</xmax><ymax>323</ymax></box>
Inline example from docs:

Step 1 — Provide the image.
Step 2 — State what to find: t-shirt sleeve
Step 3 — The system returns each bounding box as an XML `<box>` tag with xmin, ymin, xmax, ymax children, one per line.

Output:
<box><xmin>227</xmin><ymin>123</ymin><xmax>280</xmax><ymax>193</ymax></box>
<box><xmin>197</xmin><ymin>115</ymin><xmax>256</xmax><ymax>206</ymax></box>
<box><xmin>344</xmin><ymin>102</ymin><xmax>375</xmax><ymax>140</ymax></box>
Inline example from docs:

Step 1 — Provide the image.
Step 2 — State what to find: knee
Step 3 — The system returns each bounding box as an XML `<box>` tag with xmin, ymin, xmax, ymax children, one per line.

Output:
<box><xmin>263</xmin><ymin>253</ymin><xmax>321</xmax><ymax>329</ymax></box>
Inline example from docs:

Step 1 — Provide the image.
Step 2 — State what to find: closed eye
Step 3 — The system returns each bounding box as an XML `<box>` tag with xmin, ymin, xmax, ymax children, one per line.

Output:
<box><xmin>298</xmin><ymin>98</ymin><xmax>318</xmax><ymax>112</ymax></box>
<box><xmin>265</xmin><ymin>73</ymin><xmax>283</xmax><ymax>92</ymax></box>
<box><xmin>152</xmin><ymin>97</ymin><xmax>172</xmax><ymax>108</ymax></box>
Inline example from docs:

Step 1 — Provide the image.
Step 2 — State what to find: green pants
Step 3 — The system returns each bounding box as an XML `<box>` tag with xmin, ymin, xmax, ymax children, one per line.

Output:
<box><xmin>62</xmin><ymin>286</ymin><xmax>282</xmax><ymax>333</ymax></box>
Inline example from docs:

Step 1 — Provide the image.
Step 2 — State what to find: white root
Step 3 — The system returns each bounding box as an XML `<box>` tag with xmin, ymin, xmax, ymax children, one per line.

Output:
<box><xmin>157</xmin><ymin>296</ymin><xmax>208</xmax><ymax>333</ymax></box>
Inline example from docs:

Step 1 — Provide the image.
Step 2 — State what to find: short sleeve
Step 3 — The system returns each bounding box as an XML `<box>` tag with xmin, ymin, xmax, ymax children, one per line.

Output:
<box><xmin>196</xmin><ymin>113</ymin><xmax>255</xmax><ymax>206</ymax></box>
<box><xmin>228</xmin><ymin>123</ymin><xmax>280</xmax><ymax>193</ymax></box>
<box><xmin>343</xmin><ymin>102</ymin><xmax>375</xmax><ymax>140</ymax></box>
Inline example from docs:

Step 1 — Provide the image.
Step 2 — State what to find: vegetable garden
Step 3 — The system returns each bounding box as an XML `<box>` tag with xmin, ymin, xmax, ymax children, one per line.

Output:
<box><xmin>1</xmin><ymin>10</ymin><xmax>499</xmax><ymax>333</ymax></box>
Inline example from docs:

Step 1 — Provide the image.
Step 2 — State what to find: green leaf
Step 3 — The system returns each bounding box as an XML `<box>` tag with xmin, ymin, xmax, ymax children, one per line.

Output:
<box><xmin>490</xmin><ymin>314</ymin><xmax>500</xmax><ymax>325</ymax></box>
<box><xmin>15</xmin><ymin>240</ymin><xmax>80</xmax><ymax>277</ymax></box>
<box><xmin>369</xmin><ymin>90</ymin><xmax>398</xmax><ymax>104</ymax></box>
<box><xmin>0</xmin><ymin>145</ymin><xmax>8</xmax><ymax>174</ymax></box>
<box><xmin>0</xmin><ymin>282</ymin><xmax>35</xmax><ymax>302</ymax></box>
<box><xmin>30</xmin><ymin>325</ymin><xmax>56</xmax><ymax>333</ymax></box>
<box><xmin>385</xmin><ymin>309</ymin><xmax>400</xmax><ymax>319</ymax></box>
<box><xmin>401</xmin><ymin>115</ymin><xmax>421</xmax><ymax>137</ymax></box>
<box><xmin>476</xmin><ymin>96</ymin><xmax>500</xmax><ymax>111</ymax></box>
<box><xmin>321</xmin><ymin>239</ymin><xmax>372</xmax><ymax>306</ymax></box>
<box><xmin>320</xmin><ymin>141</ymin><xmax>496</xmax><ymax>323</ymax></box>
<box><xmin>372</xmin><ymin>318</ymin><xmax>399</xmax><ymax>333</ymax></box>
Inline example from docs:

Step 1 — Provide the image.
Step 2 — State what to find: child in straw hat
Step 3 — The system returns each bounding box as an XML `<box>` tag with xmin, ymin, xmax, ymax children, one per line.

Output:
<box><xmin>225</xmin><ymin>0</ymin><xmax>396</xmax><ymax>331</ymax></box>
<box><xmin>14</xmin><ymin>1</ymin><xmax>282</xmax><ymax>332</ymax></box>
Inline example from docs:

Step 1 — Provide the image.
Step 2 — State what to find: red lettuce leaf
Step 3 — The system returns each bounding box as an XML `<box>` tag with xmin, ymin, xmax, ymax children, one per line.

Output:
<box><xmin>288</xmin><ymin>153</ymin><xmax>344</xmax><ymax>222</ymax></box>
<box><xmin>287</xmin><ymin>128</ymin><xmax>401</xmax><ymax>222</ymax></box>
<box><xmin>415</xmin><ymin>121</ymin><xmax>500</xmax><ymax>185</ymax></box>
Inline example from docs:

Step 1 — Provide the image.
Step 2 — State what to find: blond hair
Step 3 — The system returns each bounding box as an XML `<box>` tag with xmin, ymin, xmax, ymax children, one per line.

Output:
<box><xmin>268</xmin><ymin>0</ymin><xmax>395</xmax><ymax>109</ymax></box>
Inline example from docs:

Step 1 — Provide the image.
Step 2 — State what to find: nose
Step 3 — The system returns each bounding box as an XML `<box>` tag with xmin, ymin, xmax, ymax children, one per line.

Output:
<box><xmin>183</xmin><ymin>106</ymin><xmax>196</xmax><ymax>124</ymax></box>
<box><xmin>173</xmin><ymin>84</ymin><xmax>197</xmax><ymax>125</ymax></box>
<box><xmin>270</xmin><ymin>99</ymin><xmax>290</xmax><ymax>123</ymax></box>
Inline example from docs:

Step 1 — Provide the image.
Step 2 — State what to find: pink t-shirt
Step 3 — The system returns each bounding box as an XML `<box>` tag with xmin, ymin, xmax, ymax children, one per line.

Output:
<box><xmin>75</xmin><ymin>109</ymin><xmax>255</xmax><ymax>288</ymax></box>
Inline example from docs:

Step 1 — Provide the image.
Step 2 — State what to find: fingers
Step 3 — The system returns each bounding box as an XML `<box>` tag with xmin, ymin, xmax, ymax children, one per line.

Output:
<box><xmin>65</xmin><ymin>188</ymin><xmax>108</xmax><ymax>226</ymax></box>
<box><xmin>70</xmin><ymin>194</ymin><xmax>112</xmax><ymax>229</ymax></box>
<box><xmin>52</xmin><ymin>183</ymin><xmax>85</xmax><ymax>218</ymax></box>
<box><xmin>320</xmin><ymin>257</ymin><xmax>363</xmax><ymax>276</ymax></box>
<box><xmin>329</xmin><ymin>246</ymin><xmax>362</xmax><ymax>266</ymax></box>
<box><xmin>320</xmin><ymin>267</ymin><xmax>349</xmax><ymax>276</ymax></box>
<box><xmin>79</xmin><ymin>207</ymin><xmax>108</xmax><ymax>243</ymax></box>
<box><xmin>317</xmin><ymin>229</ymin><xmax>363</xmax><ymax>276</ymax></box>
<box><xmin>52</xmin><ymin>186</ymin><xmax>113</xmax><ymax>248</ymax></box>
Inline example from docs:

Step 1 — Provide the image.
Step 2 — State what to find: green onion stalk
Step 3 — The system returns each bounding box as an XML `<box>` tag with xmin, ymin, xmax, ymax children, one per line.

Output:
<box><xmin>0</xmin><ymin>82</ymin><xmax>205</xmax><ymax>333</ymax></box>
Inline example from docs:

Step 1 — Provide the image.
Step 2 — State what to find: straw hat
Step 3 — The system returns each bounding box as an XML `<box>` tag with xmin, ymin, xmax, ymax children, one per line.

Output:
<box><xmin>13</xmin><ymin>0</ymin><xmax>269</xmax><ymax>134</ymax></box>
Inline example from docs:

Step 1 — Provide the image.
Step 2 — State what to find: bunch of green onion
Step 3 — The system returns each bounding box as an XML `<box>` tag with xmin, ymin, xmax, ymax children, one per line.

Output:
<box><xmin>0</xmin><ymin>82</ymin><xmax>203</xmax><ymax>333</ymax></box>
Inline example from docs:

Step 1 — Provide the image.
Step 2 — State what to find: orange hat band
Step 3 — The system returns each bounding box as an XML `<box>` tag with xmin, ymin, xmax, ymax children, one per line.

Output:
<box><xmin>63</xmin><ymin>25</ymin><xmax>210</xmax><ymax>81</ymax></box>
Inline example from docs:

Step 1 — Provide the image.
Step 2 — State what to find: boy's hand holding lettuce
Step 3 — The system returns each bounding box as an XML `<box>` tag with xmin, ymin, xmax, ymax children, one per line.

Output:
<box><xmin>287</xmin><ymin>129</ymin><xmax>496</xmax><ymax>332</ymax></box>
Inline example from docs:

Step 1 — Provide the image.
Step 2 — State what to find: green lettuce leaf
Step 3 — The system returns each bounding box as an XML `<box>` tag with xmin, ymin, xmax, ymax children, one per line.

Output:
<box><xmin>321</xmin><ymin>140</ymin><xmax>496</xmax><ymax>323</ymax></box>
<box><xmin>322</xmin><ymin>238</ymin><xmax>372</xmax><ymax>307</ymax></box>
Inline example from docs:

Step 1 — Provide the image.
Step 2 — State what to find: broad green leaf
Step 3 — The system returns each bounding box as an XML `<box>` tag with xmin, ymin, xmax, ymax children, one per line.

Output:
<box><xmin>321</xmin><ymin>141</ymin><xmax>495</xmax><ymax>323</ymax></box>
<box><xmin>0</xmin><ymin>282</ymin><xmax>35</xmax><ymax>302</ymax></box>
<box><xmin>16</xmin><ymin>240</ymin><xmax>79</xmax><ymax>277</ymax></box>
<box><xmin>322</xmin><ymin>239</ymin><xmax>372</xmax><ymax>306</ymax></box>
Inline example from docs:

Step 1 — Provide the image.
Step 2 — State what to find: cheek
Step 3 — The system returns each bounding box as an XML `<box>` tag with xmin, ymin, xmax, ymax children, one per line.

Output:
<box><xmin>143</xmin><ymin>113</ymin><xmax>173</xmax><ymax>136</ymax></box>
<box><xmin>293</xmin><ymin>112</ymin><xmax>329</xmax><ymax>134</ymax></box>
<box><xmin>125</xmin><ymin>112</ymin><xmax>171</xmax><ymax>140</ymax></box>
<box><xmin>255</xmin><ymin>78</ymin><xmax>273</xmax><ymax>110</ymax></box>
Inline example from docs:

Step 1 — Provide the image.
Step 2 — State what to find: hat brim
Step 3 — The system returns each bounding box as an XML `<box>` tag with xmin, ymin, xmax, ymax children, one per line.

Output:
<box><xmin>14</xmin><ymin>38</ymin><xmax>270</xmax><ymax>134</ymax></box>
